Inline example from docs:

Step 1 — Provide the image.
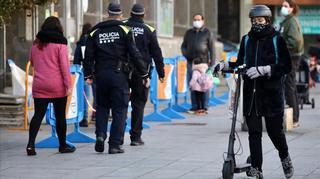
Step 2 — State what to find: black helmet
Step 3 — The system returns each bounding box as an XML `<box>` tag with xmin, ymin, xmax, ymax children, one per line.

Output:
<box><xmin>249</xmin><ymin>5</ymin><xmax>272</xmax><ymax>18</ymax></box>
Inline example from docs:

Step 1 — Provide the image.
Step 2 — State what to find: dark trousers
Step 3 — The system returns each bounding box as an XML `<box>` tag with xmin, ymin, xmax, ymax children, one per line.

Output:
<box><xmin>285</xmin><ymin>55</ymin><xmax>301</xmax><ymax>122</ymax></box>
<box><xmin>129</xmin><ymin>72</ymin><xmax>149</xmax><ymax>141</ymax></box>
<box><xmin>27</xmin><ymin>97</ymin><xmax>68</xmax><ymax>147</ymax></box>
<box><xmin>246</xmin><ymin>112</ymin><xmax>289</xmax><ymax>171</ymax></box>
<box><xmin>194</xmin><ymin>91</ymin><xmax>205</xmax><ymax>110</ymax></box>
<box><xmin>95</xmin><ymin>70</ymin><xmax>129</xmax><ymax>147</ymax></box>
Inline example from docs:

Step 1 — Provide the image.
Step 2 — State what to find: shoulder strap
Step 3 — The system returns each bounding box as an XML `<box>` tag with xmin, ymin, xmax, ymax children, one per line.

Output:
<box><xmin>244</xmin><ymin>35</ymin><xmax>249</xmax><ymax>64</ymax></box>
<box><xmin>273</xmin><ymin>35</ymin><xmax>278</xmax><ymax>64</ymax></box>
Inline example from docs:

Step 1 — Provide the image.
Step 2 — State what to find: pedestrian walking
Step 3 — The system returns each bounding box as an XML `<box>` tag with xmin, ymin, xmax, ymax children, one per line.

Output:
<box><xmin>215</xmin><ymin>5</ymin><xmax>294</xmax><ymax>178</ymax></box>
<box><xmin>125</xmin><ymin>3</ymin><xmax>165</xmax><ymax>146</ymax></box>
<box><xmin>83</xmin><ymin>3</ymin><xmax>148</xmax><ymax>154</ymax></box>
<box><xmin>26</xmin><ymin>16</ymin><xmax>75</xmax><ymax>155</ymax></box>
<box><xmin>73</xmin><ymin>22</ymin><xmax>93</xmax><ymax>127</ymax></box>
<box><xmin>280</xmin><ymin>0</ymin><xmax>304</xmax><ymax>128</ymax></box>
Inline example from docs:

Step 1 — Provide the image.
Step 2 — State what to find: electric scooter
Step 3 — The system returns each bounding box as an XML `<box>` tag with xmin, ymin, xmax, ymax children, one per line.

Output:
<box><xmin>220</xmin><ymin>65</ymin><xmax>251</xmax><ymax>179</ymax></box>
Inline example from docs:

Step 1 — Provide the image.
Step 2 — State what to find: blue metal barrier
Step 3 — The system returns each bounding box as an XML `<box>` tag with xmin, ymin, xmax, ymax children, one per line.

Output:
<box><xmin>36</xmin><ymin>65</ymin><xmax>95</xmax><ymax>148</ymax></box>
<box><xmin>172</xmin><ymin>56</ymin><xmax>190</xmax><ymax>112</ymax></box>
<box><xmin>160</xmin><ymin>58</ymin><xmax>185</xmax><ymax>119</ymax></box>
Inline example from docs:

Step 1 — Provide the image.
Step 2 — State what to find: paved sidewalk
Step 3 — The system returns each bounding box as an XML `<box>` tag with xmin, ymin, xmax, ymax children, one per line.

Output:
<box><xmin>1</xmin><ymin>87</ymin><xmax>320</xmax><ymax>179</ymax></box>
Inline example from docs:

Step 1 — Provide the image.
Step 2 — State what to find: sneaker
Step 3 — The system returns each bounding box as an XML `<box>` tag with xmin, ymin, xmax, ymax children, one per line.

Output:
<box><xmin>79</xmin><ymin>119</ymin><xmax>88</xmax><ymax>127</ymax></box>
<box><xmin>281</xmin><ymin>156</ymin><xmax>294</xmax><ymax>178</ymax></box>
<box><xmin>187</xmin><ymin>108</ymin><xmax>197</xmax><ymax>114</ymax></box>
<box><xmin>95</xmin><ymin>136</ymin><xmax>105</xmax><ymax>153</ymax></box>
<box><xmin>196</xmin><ymin>110</ymin><xmax>206</xmax><ymax>116</ymax></box>
<box><xmin>204</xmin><ymin>108</ymin><xmax>208</xmax><ymax>114</ymax></box>
<box><xmin>247</xmin><ymin>167</ymin><xmax>263</xmax><ymax>179</ymax></box>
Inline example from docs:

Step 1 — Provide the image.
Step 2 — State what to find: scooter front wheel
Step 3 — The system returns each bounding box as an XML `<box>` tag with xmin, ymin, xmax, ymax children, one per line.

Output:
<box><xmin>222</xmin><ymin>160</ymin><xmax>234</xmax><ymax>179</ymax></box>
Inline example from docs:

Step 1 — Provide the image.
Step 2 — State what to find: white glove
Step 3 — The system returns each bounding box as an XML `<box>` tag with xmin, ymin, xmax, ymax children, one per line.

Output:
<box><xmin>246</xmin><ymin>66</ymin><xmax>271</xmax><ymax>79</ymax></box>
<box><xmin>213</xmin><ymin>61</ymin><xmax>229</xmax><ymax>73</ymax></box>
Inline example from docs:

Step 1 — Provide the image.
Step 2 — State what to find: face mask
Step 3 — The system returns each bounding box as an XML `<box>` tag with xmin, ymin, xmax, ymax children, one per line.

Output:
<box><xmin>251</xmin><ymin>23</ymin><xmax>268</xmax><ymax>33</ymax></box>
<box><xmin>281</xmin><ymin>7</ymin><xmax>289</xmax><ymax>16</ymax></box>
<box><xmin>193</xmin><ymin>21</ymin><xmax>203</xmax><ymax>29</ymax></box>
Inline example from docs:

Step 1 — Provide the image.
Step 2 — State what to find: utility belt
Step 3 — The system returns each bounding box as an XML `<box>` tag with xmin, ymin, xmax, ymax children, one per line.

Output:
<box><xmin>132</xmin><ymin>63</ymin><xmax>153</xmax><ymax>79</ymax></box>
<box><xmin>95</xmin><ymin>60</ymin><xmax>133</xmax><ymax>79</ymax></box>
<box><xmin>116</xmin><ymin>60</ymin><xmax>134</xmax><ymax>80</ymax></box>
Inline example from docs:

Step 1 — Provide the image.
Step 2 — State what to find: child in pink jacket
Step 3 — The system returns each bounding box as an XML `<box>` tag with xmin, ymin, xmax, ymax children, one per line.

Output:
<box><xmin>189</xmin><ymin>58</ymin><xmax>213</xmax><ymax>115</ymax></box>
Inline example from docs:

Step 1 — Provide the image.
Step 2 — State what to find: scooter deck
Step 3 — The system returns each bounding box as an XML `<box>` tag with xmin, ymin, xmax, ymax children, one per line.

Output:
<box><xmin>235</xmin><ymin>163</ymin><xmax>251</xmax><ymax>173</ymax></box>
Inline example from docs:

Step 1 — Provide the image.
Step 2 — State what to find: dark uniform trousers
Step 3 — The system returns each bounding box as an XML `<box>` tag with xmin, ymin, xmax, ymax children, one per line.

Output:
<box><xmin>129</xmin><ymin>72</ymin><xmax>149</xmax><ymax>141</ymax></box>
<box><xmin>285</xmin><ymin>55</ymin><xmax>301</xmax><ymax>123</ymax></box>
<box><xmin>246</xmin><ymin>104</ymin><xmax>289</xmax><ymax>171</ymax></box>
<box><xmin>95</xmin><ymin>69</ymin><xmax>129</xmax><ymax>147</ymax></box>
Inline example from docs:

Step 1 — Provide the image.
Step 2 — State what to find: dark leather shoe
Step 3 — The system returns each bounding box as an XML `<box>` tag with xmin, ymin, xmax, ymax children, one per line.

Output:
<box><xmin>26</xmin><ymin>147</ymin><xmax>36</xmax><ymax>156</ymax></box>
<box><xmin>130</xmin><ymin>139</ymin><xmax>145</xmax><ymax>146</ymax></box>
<box><xmin>95</xmin><ymin>137</ymin><xmax>105</xmax><ymax>153</ymax></box>
<box><xmin>59</xmin><ymin>144</ymin><xmax>76</xmax><ymax>153</ymax></box>
<box><xmin>79</xmin><ymin>119</ymin><xmax>88</xmax><ymax>127</ymax></box>
<box><xmin>108</xmin><ymin>146</ymin><xmax>124</xmax><ymax>154</ymax></box>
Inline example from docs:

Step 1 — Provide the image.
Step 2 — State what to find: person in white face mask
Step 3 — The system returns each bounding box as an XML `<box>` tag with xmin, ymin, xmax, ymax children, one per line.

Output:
<box><xmin>280</xmin><ymin>0</ymin><xmax>304</xmax><ymax>128</ymax></box>
<box><xmin>181</xmin><ymin>14</ymin><xmax>216</xmax><ymax>114</ymax></box>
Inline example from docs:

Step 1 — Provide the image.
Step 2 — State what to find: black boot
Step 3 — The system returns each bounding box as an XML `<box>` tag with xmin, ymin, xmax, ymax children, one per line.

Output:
<box><xmin>79</xmin><ymin>119</ymin><xmax>88</xmax><ymax>127</ymax></box>
<box><xmin>130</xmin><ymin>138</ymin><xmax>145</xmax><ymax>146</ymax></box>
<box><xmin>95</xmin><ymin>136</ymin><xmax>105</xmax><ymax>153</ymax></box>
<box><xmin>26</xmin><ymin>146</ymin><xmax>36</xmax><ymax>156</ymax></box>
<box><xmin>108</xmin><ymin>146</ymin><xmax>124</xmax><ymax>154</ymax></box>
<box><xmin>59</xmin><ymin>144</ymin><xmax>76</xmax><ymax>153</ymax></box>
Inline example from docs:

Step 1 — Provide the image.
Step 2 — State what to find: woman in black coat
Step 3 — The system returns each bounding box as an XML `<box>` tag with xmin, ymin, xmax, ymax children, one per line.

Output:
<box><xmin>215</xmin><ymin>5</ymin><xmax>294</xmax><ymax>179</ymax></box>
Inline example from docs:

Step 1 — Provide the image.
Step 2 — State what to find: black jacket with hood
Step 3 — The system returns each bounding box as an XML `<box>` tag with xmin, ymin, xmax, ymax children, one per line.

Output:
<box><xmin>229</xmin><ymin>25</ymin><xmax>291</xmax><ymax>116</ymax></box>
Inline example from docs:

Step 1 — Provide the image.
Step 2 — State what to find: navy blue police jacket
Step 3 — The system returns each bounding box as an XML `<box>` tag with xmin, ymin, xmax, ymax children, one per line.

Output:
<box><xmin>125</xmin><ymin>17</ymin><xmax>165</xmax><ymax>78</ymax></box>
<box><xmin>83</xmin><ymin>19</ymin><xmax>148</xmax><ymax>79</ymax></box>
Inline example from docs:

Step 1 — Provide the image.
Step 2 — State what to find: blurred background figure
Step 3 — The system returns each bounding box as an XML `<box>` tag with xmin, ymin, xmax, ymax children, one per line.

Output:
<box><xmin>280</xmin><ymin>0</ymin><xmax>304</xmax><ymax>128</ymax></box>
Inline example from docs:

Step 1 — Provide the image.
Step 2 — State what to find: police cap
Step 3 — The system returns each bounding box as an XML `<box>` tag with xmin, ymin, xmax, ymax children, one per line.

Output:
<box><xmin>108</xmin><ymin>3</ymin><xmax>122</xmax><ymax>15</ymax></box>
<box><xmin>131</xmin><ymin>3</ymin><xmax>145</xmax><ymax>15</ymax></box>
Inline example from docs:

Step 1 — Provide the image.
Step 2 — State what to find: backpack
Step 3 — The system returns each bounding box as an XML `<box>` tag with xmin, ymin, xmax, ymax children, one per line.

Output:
<box><xmin>196</xmin><ymin>69</ymin><xmax>213</xmax><ymax>91</ymax></box>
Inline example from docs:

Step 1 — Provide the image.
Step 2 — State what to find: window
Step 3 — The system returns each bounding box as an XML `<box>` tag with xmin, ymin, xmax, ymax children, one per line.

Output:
<box><xmin>157</xmin><ymin>0</ymin><xmax>174</xmax><ymax>37</ymax></box>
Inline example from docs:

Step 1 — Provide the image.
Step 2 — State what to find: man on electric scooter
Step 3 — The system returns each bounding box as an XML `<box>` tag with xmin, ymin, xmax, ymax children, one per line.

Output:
<box><xmin>214</xmin><ymin>5</ymin><xmax>294</xmax><ymax>179</ymax></box>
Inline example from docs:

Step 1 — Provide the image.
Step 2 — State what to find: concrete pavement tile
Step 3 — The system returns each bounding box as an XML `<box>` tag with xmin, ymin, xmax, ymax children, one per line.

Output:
<box><xmin>63</xmin><ymin>166</ymin><xmax>119</xmax><ymax>178</ymax></box>
<box><xmin>103</xmin><ymin>167</ymin><xmax>158</xmax><ymax>178</ymax></box>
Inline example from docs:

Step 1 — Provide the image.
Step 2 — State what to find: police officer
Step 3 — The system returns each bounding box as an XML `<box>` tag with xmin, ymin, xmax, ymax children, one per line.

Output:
<box><xmin>125</xmin><ymin>3</ymin><xmax>165</xmax><ymax>146</ymax></box>
<box><xmin>83</xmin><ymin>3</ymin><xmax>148</xmax><ymax>154</ymax></box>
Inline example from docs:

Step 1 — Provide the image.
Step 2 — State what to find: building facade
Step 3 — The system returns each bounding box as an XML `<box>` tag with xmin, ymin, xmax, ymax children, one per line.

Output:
<box><xmin>0</xmin><ymin>0</ymin><xmax>218</xmax><ymax>91</ymax></box>
<box><xmin>219</xmin><ymin>0</ymin><xmax>320</xmax><ymax>49</ymax></box>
